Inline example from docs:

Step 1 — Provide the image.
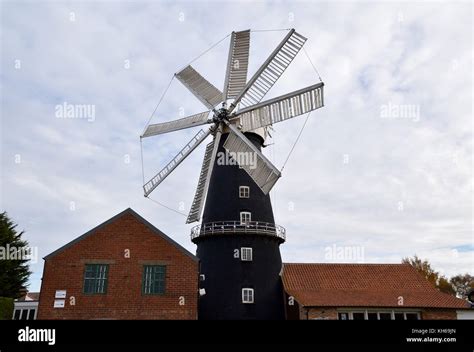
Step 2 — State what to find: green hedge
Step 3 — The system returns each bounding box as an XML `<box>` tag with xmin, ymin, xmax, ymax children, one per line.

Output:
<box><xmin>0</xmin><ymin>297</ymin><xmax>14</xmax><ymax>320</ymax></box>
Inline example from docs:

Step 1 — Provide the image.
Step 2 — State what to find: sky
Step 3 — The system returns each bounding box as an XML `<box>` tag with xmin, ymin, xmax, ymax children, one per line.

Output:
<box><xmin>1</xmin><ymin>0</ymin><xmax>472</xmax><ymax>292</ymax></box>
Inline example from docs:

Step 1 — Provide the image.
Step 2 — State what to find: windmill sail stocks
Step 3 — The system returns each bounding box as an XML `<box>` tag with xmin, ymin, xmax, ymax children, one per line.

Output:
<box><xmin>140</xmin><ymin>29</ymin><xmax>324</xmax><ymax>320</ymax></box>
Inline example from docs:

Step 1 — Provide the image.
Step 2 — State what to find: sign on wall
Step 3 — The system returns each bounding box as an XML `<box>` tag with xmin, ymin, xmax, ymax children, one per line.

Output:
<box><xmin>55</xmin><ymin>290</ymin><xmax>66</xmax><ymax>299</ymax></box>
<box><xmin>53</xmin><ymin>300</ymin><xmax>65</xmax><ymax>308</ymax></box>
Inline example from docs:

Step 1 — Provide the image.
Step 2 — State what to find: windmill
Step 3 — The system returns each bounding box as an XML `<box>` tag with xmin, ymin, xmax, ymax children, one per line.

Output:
<box><xmin>141</xmin><ymin>29</ymin><xmax>324</xmax><ymax>319</ymax></box>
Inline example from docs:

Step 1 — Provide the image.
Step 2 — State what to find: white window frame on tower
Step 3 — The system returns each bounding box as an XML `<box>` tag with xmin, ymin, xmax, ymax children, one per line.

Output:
<box><xmin>241</xmin><ymin>247</ymin><xmax>253</xmax><ymax>261</ymax></box>
<box><xmin>242</xmin><ymin>288</ymin><xmax>254</xmax><ymax>303</ymax></box>
<box><xmin>240</xmin><ymin>211</ymin><xmax>251</xmax><ymax>225</ymax></box>
<box><xmin>239</xmin><ymin>186</ymin><xmax>250</xmax><ymax>198</ymax></box>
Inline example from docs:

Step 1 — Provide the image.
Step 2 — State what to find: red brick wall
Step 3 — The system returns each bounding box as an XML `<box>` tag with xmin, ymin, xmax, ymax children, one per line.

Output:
<box><xmin>37</xmin><ymin>211</ymin><xmax>198</xmax><ymax>320</ymax></box>
<box><xmin>303</xmin><ymin>307</ymin><xmax>338</xmax><ymax>320</ymax></box>
<box><xmin>421</xmin><ymin>309</ymin><xmax>457</xmax><ymax>320</ymax></box>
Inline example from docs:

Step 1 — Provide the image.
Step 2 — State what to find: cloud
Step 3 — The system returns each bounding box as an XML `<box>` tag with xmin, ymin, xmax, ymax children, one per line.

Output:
<box><xmin>1</xmin><ymin>1</ymin><xmax>472</xmax><ymax>291</ymax></box>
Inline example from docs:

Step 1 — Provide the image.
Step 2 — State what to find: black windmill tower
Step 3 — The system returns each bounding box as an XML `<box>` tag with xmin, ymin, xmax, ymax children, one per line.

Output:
<box><xmin>141</xmin><ymin>29</ymin><xmax>324</xmax><ymax>319</ymax></box>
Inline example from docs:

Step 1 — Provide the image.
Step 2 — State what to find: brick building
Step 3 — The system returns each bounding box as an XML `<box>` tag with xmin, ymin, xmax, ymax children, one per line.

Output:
<box><xmin>282</xmin><ymin>263</ymin><xmax>471</xmax><ymax>320</ymax></box>
<box><xmin>37</xmin><ymin>208</ymin><xmax>198</xmax><ymax>320</ymax></box>
<box><xmin>36</xmin><ymin>208</ymin><xmax>472</xmax><ymax>320</ymax></box>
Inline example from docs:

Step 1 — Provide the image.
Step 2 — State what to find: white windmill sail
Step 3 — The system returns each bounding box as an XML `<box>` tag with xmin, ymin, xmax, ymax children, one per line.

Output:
<box><xmin>186</xmin><ymin>131</ymin><xmax>222</xmax><ymax>223</ymax></box>
<box><xmin>142</xmin><ymin>111</ymin><xmax>210</xmax><ymax>137</ymax></box>
<box><xmin>229</xmin><ymin>29</ymin><xmax>307</xmax><ymax>111</ymax></box>
<box><xmin>143</xmin><ymin>128</ymin><xmax>211</xmax><ymax>197</ymax></box>
<box><xmin>223</xmin><ymin>122</ymin><xmax>281</xmax><ymax>194</ymax></box>
<box><xmin>176</xmin><ymin>65</ymin><xmax>223</xmax><ymax>109</ymax></box>
<box><xmin>223</xmin><ymin>30</ymin><xmax>250</xmax><ymax>100</ymax></box>
<box><xmin>231</xmin><ymin>82</ymin><xmax>324</xmax><ymax>132</ymax></box>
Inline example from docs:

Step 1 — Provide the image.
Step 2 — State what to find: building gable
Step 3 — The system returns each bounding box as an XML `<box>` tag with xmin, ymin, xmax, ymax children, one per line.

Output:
<box><xmin>43</xmin><ymin>208</ymin><xmax>197</xmax><ymax>262</ymax></box>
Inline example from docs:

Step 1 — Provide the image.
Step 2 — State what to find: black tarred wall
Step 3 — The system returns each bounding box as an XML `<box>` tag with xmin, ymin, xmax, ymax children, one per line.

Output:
<box><xmin>201</xmin><ymin>133</ymin><xmax>275</xmax><ymax>224</ymax></box>
<box><xmin>195</xmin><ymin>131</ymin><xmax>285</xmax><ymax>320</ymax></box>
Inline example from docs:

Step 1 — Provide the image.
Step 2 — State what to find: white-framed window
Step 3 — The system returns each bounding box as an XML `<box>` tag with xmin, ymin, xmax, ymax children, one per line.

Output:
<box><xmin>242</xmin><ymin>288</ymin><xmax>254</xmax><ymax>303</ymax></box>
<box><xmin>240</xmin><ymin>211</ymin><xmax>251</xmax><ymax>224</ymax></box>
<box><xmin>239</xmin><ymin>186</ymin><xmax>250</xmax><ymax>198</ymax></box>
<box><xmin>337</xmin><ymin>310</ymin><xmax>420</xmax><ymax>320</ymax></box>
<box><xmin>13</xmin><ymin>307</ymin><xmax>37</xmax><ymax>320</ymax></box>
<box><xmin>241</xmin><ymin>247</ymin><xmax>253</xmax><ymax>261</ymax></box>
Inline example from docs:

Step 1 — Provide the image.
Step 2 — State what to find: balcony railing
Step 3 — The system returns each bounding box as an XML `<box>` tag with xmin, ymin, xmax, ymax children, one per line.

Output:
<box><xmin>191</xmin><ymin>221</ymin><xmax>286</xmax><ymax>242</ymax></box>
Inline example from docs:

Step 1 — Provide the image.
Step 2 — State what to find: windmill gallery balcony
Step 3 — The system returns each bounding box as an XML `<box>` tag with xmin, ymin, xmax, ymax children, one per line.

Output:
<box><xmin>190</xmin><ymin>221</ymin><xmax>286</xmax><ymax>243</ymax></box>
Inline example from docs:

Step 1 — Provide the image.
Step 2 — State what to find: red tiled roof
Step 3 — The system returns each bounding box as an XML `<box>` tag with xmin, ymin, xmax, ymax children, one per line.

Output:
<box><xmin>282</xmin><ymin>263</ymin><xmax>470</xmax><ymax>309</ymax></box>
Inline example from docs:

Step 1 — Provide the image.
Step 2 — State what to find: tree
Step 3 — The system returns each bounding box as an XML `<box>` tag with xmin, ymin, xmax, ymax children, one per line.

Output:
<box><xmin>0</xmin><ymin>212</ymin><xmax>31</xmax><ymax>298</ymax></box>
<box><xmin>437</xmin><ymin>276</ymin><xmax>456</xmax><ymax>296</ymax></box>
<box><xmin>402</xmin><ymin>255</ymin><xmax>455</xmax><ymax>295</ymax></box>
<box><xmin>0</xmin><ymin>297</ymin><xmax>14</xmax><ymax>320</ymax></box>
<box><xmin>450</xmin><ymin>274</ymin><xmax>474</xmax><ymax>299</ymax></box>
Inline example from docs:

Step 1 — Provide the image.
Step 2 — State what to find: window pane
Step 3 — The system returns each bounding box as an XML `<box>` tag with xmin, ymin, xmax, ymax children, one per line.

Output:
<box><xmin>241</xmin><ymin>248</ymin><xmax>252</xmax><ymax>261</ymax></box>
<box><xmin>84</xmin><ymin>264</ymin><xmax>108</xmax><ymax>294</ymax></box>
<box><xmin>84</xmin><ymin>264</ymin><xmax>97</xmax><ymax>278</ymax></box>
<box><xmin>240</xmin><ymin>212</ymin><xmax>251</xmax><ymax>224</ymax></box>
<box><xmin>406</xmin><ymin>313</ymin><xmax>419</xmax><ymax>320</ymax></box>
<box><xmin>242</xmin><ymin>288</ymin><xmax>253</xmax><ymax>303</ymax></box>
<box><xmin>394</xmin><ymin>313</ymin><xmax>405</xmax><ymax>320</ymax></box>
<box><xmin>143</xmin><ymin>265</ymin><xmax>166</xmax><ymax>295</ymax></box>
<box><xmin>239</xmin><ymin>186</ymin><xmax>249</xmax><ymax>198</ymax></box>
<box><xmin>20</xmin><ymin>309</ymin><xmax>28</xmax><ymax>320</ymax></box>
<box><xmin>14</xmin><ymin>309</ymin><xmax>21</xmax><ymax>320</ymax></box>
<box><xmin>28</xmin><ymin>309</ymin><xmax>35</xmax><ymax>320</ymax></box>
<box><xmin>97</xmin><ymin>279</ymin><xmax>104</xmax><ymax>293</ymax></box>
<box><xmin>379</xmin><ymin>313</ymin><xmax>391</xmax><ymax>320</ymax></box>
<box><xmin>338</xmin><ymin>313</ymin><xmax>349</xmax><ymax>320</ymax></box>
<box><xmin>352</xmin><ymin>312</ymin><xmax>365</xmax><ymax>320</ymax></box>
<box><xmin>367</xmin><ymin>312</ymin><xmax>378</xmax><ymax>320</ymax></box>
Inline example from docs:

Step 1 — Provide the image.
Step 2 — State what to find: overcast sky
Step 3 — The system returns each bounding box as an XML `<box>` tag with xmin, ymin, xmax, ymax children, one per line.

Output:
<box><xmin>1</xmin><ymin>0</ymin><xmax>472</xmax><ymax>291</ymax></box>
